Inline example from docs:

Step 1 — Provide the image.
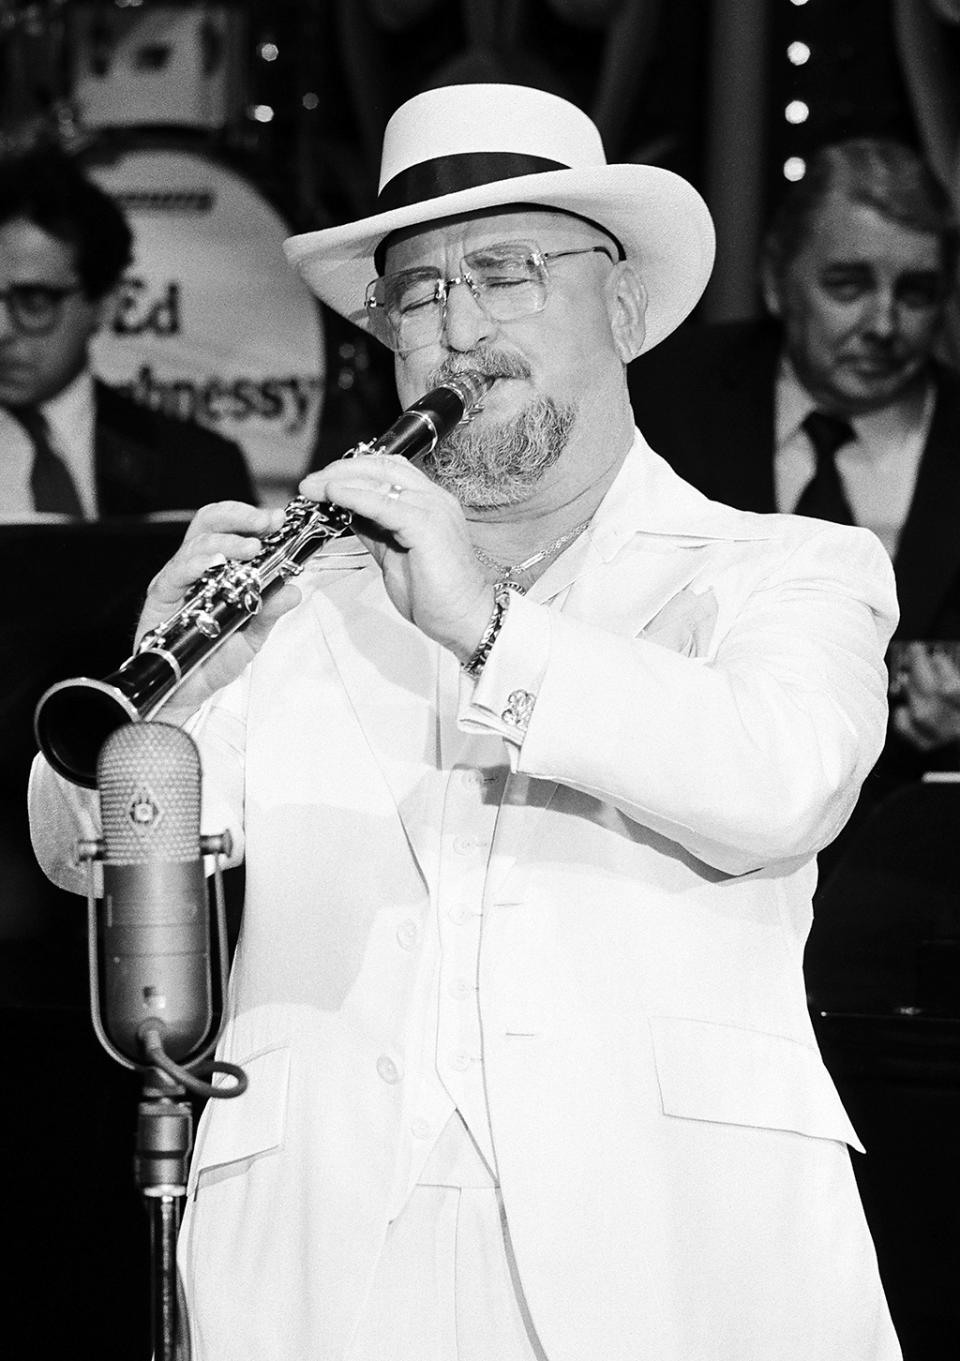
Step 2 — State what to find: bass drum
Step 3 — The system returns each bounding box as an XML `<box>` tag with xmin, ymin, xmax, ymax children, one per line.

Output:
<box><xmin>88</xmin><ymin>146</ymin><xmax>325</xmax><ymax>506</ymax></box>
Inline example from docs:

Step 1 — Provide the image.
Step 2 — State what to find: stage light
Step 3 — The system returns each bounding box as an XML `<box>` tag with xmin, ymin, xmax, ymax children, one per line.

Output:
<box><xmin>787</xmin><ymin>41</ymin><xmax>810</xmax><ymax>65</ymax></box>
<box><xmin>302</xmin><ymin>92</ymin><xmax>319</xmax><ymax>111</ymax></box>
<box><xmin>259</xmin><ymin>42</ymin><xmax>279</xmax><ymax>62</ymax></box>
<box><xmin>784</xmin><ymin>157</ymin><xmax>806</xmax><ymax>182</ymax></box>
<box><xmin>250</xmin><ymin>104</ymin><xmax>275</xmax><ymax>124</ymax></box>
<box><xmin>785</xmin><ymin>100</ymin><xmax>809</xmax><ymax>124</ymax></box>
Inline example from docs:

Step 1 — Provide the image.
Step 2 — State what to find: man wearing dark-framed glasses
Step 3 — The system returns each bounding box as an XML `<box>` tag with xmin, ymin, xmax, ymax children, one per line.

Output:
<box><xmin>0</xmin><ymin>146</ymin><xmax>254</xmax><ymax>519</ymax></box>
<box><xmin>0</xmin><ymin>280</ymin><xmax>85</xmax><ymax>338</ymax></box>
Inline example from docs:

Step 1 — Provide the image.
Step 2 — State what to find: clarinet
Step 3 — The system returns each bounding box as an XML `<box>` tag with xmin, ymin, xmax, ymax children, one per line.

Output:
<box><xmin>35</xmin><ymin>371</ymin><xmax>493</xmax><ymax>788</ymax></box>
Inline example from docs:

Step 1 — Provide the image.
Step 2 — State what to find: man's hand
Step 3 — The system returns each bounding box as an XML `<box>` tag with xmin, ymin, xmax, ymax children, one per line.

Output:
<box><xmin>300</xmin><ymin>456</ymin><xmax>494</xmax><ymax>665</ymax></box>
<box><xmin>890</xmin><ymin>642</ymin><xmax>960</xmax><ymax>752</ymax></box>
<box><xmin>136</xmin><ymin>501</ymin><xmax>301</xmax><ymax>725</ymax></box>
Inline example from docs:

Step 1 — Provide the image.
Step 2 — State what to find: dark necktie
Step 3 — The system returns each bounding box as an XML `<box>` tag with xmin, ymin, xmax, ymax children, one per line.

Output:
<box><xmin>7</xmin><ymin>405</ymin><xmax>84</xmax><ymax>516</ymax></box>
<box><xmin>793</xmin><ymin>410</ymin><xmax>856</xmax><ymax>524</ymax></box>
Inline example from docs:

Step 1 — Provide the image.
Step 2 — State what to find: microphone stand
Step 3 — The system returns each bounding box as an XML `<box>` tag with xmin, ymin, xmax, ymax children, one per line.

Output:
<box><xmin>136</xmin><ymin>1067</ymin><xmax>194</xmax><ymax>1361</ymax></box>
<box><xmin>78</xmin><ymin>831</ymin><xmax>247</xmax><ymax>1361</ymax></box>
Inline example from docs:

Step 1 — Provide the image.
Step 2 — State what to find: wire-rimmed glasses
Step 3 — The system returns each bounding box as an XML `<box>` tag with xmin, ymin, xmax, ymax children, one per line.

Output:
<box><xmin>365</xmin><ymin>241</ymin><xmax>615</xmax><ymax>353</ymax></box>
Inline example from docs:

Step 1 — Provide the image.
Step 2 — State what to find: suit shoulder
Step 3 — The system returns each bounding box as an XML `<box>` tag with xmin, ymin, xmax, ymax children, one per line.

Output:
<box><xmin>932</xmin><ymin>359</ymin><xmax>960</xmax><ymax>409</ymax></box>
<box><xmin>95</xmin><ymin>381</ymin><xmax>257</xmax><ymax>505</ymax></box>
<box><xmin>631</xmin><ymin>317</ymin><xmax>774</xmax><ymax>381</ymax></box>
<box><xmin>762</xmin><ymin>512</ymin><xmax>896</xmax><ymax>600</ymax></box>
<box><xmin>691</xmin><ymin>483</ymin><xmax>893</xmax><ymax>570</ymax></box>
<box><xmin>628</xmin><ymin>318</ymin><xmax>779</xmax><ymax>434</ymax></box>
<box><xmin>96</xmin><ymin>383</ymin><xmax>242</xmax><ymax>456</ymax></box>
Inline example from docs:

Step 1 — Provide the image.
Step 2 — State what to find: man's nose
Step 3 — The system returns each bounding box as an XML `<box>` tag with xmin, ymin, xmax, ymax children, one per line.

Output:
<box><xmin>441</xmin><ymin>278</ymin><xmax>497</xmax><ymax>352</ymax></box>
<box><xmin>862</xmin><ymin>289</ymin><xmax>900</xmax><ymax>340</ymax></box>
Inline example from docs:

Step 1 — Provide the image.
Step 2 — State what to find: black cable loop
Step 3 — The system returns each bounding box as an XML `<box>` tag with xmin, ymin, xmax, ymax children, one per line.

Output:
<box><xmin>139</xmin><ymin>1023</ymin><xmax>248</xmax><ymax>1099</ymax></box>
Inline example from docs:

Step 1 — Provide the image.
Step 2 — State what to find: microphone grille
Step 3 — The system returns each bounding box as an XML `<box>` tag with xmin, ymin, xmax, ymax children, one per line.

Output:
<box><xmin>97</xmin><ymin>722</ymin><xmax>201</xmax><ymax>864</ymax></box>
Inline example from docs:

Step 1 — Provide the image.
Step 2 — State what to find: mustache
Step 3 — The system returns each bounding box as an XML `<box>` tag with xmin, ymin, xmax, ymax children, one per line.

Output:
<box><xmin>428</xmin><ymin>346</ymin><xmax>532</xmax><ymax>387</ymax></box>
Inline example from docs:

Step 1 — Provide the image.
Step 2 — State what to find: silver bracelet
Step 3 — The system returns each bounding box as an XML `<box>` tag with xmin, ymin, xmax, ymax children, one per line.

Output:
<box><xmin>462</xmin><ymin>582</ymin><xmax>516</xmax><ymax>678</ymax></box>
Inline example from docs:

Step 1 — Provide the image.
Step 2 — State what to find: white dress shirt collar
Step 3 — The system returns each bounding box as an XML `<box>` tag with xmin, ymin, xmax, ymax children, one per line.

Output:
<box><xmin>773</xmin><ymin>357</ymin><xmax>933</xmax><ymax>558</ymax></box>
<box><xmin>1</xmin><ymin>368</ymin><xmax>97</xmax><ymax>520</ymax></box>
<box><xmin>774</xmin><ymin>355</ymin><xmax>933</xmax><ymax>462</ymax></box>
<box><xmin>42</xmin><ymin>368</ymin><xmax>98</xmax><ymax>518</ymax></box>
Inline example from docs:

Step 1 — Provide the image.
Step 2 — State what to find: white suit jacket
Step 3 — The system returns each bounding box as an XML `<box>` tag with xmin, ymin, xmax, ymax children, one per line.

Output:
<box><xmin>30</xmin><ymin>436</ymin><xmax>903</xmax><ymax>1361</ymax></box>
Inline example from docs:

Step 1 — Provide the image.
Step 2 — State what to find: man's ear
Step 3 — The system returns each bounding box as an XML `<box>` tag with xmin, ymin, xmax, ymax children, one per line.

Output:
<box><xmin>606</xmin><ymin>261</ymin><xmax>647</xmax><ymax>363</ymax></box>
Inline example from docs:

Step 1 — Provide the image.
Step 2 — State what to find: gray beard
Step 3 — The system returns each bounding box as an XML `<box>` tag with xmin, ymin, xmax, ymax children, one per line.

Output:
<box><xmin>423</xmin><ymin>395</ymin><xmax>576</xmax><ymax>508</ymax></box>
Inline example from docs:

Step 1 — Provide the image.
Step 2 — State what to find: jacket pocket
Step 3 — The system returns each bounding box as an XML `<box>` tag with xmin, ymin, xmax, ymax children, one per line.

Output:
<box><xmin>188</xmin><ymin>1044</ymin><xmax>291</xmax><ymax>1192</ymax></box>
<box><xmin>649</xmin><ymin>1015</ymin><xmax>864</xmax><ymax>1151</ymax></box>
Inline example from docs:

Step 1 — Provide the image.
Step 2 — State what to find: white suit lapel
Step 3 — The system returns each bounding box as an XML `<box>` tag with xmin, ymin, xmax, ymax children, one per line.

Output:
<box><xmin>484</xmin><ymin>536</ymin><xmax>724</xmax><ymax>899</ymax></box>
<box><xmin>312</xmin><ymin>559</ymin><xmax>444</xmax><ymax>890</ymax></box>
<box><xmin>486</xmin><ymin>437</ymin><xmax>774</xmax><ymax>897</ymax></box>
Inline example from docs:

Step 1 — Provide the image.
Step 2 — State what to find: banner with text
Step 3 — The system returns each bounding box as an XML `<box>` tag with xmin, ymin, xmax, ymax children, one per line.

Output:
<box><xmin>89</xmin><ymin>148</ymin><xmax>325</xmax><ymax>503</ymax></box>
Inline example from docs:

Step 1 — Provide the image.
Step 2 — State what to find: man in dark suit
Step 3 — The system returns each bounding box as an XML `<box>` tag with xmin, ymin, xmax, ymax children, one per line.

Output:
<box><xmin>0</xmin><ymin>146</ymin><xmax>255</xmax><ymax>518</ymax></box>
<box><xmin>629</xmin><ymin>138</ymin><xmax>960</xmax><ymax>857</ymax></box>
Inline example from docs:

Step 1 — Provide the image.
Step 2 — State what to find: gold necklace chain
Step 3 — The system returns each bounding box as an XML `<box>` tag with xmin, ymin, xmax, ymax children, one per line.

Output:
<box><xmin>472</xmin><ymin>516</ymin><xmax>592</xmax><ymax>591</ymax></box>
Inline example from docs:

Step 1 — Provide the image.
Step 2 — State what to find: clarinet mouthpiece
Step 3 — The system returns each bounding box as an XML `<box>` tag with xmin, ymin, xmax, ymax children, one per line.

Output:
<box><xmin>439</xmin><ymin>370</ymin><xmax>495</xmax><ymax>419</ymax></box>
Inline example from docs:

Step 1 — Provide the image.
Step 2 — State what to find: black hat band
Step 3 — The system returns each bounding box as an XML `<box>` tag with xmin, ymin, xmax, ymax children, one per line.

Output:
<box><xmin>377</xmin><ymin>151</ymin><xmax>569</xmax><ymax>214</ymax></box>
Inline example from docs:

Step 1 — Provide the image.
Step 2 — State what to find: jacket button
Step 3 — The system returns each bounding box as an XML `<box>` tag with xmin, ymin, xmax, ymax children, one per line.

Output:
<box><xmin>396</xmin><ymin>919</ymin><xmax>418</xmax><ymax>950</ymax></box>
<box><xmin>376</xmin><ymin>1054</ymin><xmax>401</xmax><ymax>1084</ymax></box>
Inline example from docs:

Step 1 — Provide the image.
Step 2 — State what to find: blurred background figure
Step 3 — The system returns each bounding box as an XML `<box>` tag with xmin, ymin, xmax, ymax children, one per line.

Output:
<box><xmin>629</xmin><ymin>137</ymin><xmax>960</xmax><ymax>882</ymax></box>
<box><xmin>0</xmin><ymin>146</ymin><xmax>255</xmax><ymax>519</ymax></box>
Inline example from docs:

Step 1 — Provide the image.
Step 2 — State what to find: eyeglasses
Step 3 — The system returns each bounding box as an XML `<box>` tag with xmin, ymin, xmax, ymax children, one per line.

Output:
<box><xmin>365</xmin><ymin>241</ymin><xmax>615</xmax><ymax>353</ymax></box>
<box><xmin>0</xmin><ymin>282</ymin><xmax>85</xmax><ymax>336</ymax></box>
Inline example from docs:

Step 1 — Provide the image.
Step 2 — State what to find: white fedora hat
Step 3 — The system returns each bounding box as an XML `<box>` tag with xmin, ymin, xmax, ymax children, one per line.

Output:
<box><xmin>284</xmin><ymin>83</ymin><xmax>715</xmax><ymax>355</ymax></box>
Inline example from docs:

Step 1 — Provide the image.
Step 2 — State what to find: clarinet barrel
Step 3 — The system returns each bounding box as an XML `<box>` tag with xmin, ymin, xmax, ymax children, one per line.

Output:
<box><xmin>35</xmin><ymin>371</ymin><xmax>492</xmax><ymax>788</ymax></box>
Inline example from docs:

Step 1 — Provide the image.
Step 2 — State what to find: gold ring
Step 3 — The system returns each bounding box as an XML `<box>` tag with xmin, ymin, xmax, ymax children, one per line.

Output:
<box><xmin>385</xmin><ymin>483</ymin><xmax>403</xmax><ymax>500</ymax></box>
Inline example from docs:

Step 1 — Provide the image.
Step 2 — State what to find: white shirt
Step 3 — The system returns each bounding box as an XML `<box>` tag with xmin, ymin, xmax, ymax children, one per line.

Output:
<box><xmin>394</xmin><ymin>689</ymin><xmax>507</xmax><ymax>1207</ymax></box>
<box><xmin>0</xmin><ymin>369</ymin><xmax>98</xmax><ymax>520</ymax></box>
<box><xmin>394</xmin><ymin>544</ymin><xmax>588</xmax><ymax>1214</ymax></box>
<box><xmin>773</xmin><ymin>358</ymin><xmax>932</xmax><ymax>559</ymax></box>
